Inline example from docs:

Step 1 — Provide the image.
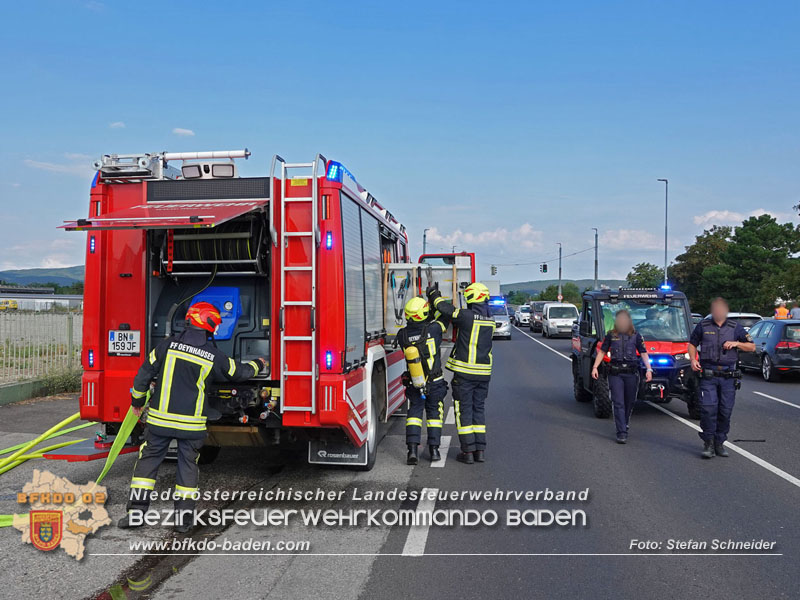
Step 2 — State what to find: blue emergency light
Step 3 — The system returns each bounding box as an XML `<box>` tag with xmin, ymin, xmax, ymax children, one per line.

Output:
<box><xmin>325</xmin><ymin>231</ymin><xmax>333</xmax><ymax>249</ymax></box>
<box><xmin>649</xmin><ymin>356</ymin><xmax>671</xmax><ymax>366</ymax></box>
<box><xmin>89</xmin><ymin>236</ymin><xmax>96</xmax><ymax>254</ymax></box>
<box><xmin>660</xmin><ymin>284</ymin><xmax>672</xmax><ymax>291</ymax></box>
<box><xmin>490</xmin><ymin>299</ymin><xmax>506</xmax><ymax>305</ymax></box>
<box><xmin>325</xmin><ymin>161</ymin><xmax>361</xmax><ymax>191</ymax></box>
<box><xmin>87</xmin><ymin>349</ymin><xmax>95</xmax><ymax>367</ymax></box>
<box><xmin>325</xmin><ymin>351</ymin><xmax>333</xmax><ymax>370</ymax></box>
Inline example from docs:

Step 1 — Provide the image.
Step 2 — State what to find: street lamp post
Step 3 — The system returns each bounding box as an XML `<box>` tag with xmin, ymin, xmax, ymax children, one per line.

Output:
<box><xmin>557</xmin><ymin>242</ymin><xmax>562</xmax><ymax>300</ymax></box>
<box><xmin>592</xmin><ymin>228</ymin><xmax>598</xmax><ymax>290</ymax></box>
<box><xmin>657</xmin><ymin>178</ymin><xmax>668</xmax><ymax>286</ymax></box>
<box><xmin>423</xmin><ymin>228</ymin><xmax>430</xmax><ymax>255</ymax></box>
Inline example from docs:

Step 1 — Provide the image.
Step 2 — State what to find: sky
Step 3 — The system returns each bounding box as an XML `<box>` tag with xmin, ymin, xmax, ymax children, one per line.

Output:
<box><xmin>1</xmin><ymin>0</ymin><xmax>798</xmax><ymax>284</ymax></box>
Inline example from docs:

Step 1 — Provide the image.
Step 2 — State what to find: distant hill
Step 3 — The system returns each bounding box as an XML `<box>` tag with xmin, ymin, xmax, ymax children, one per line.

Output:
<box><xmin>501</xmin><ymin>278</ymin><xmax>627</xmax><ymax>296</ymax></box>
<box><xmin>0</xmin><ymin>265</ymin><xmax>84</xmax><ymax>286</ymax></box>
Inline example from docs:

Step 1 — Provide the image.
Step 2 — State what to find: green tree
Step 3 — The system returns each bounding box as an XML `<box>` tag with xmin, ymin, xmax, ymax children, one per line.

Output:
<box><xmin>536</xmin><ymin>282</ymin><xmax>581</xmax><ymax>305</ymax></box>
<box><xmin>704</xmin><ymin>214</ymin><xmax>800</xmax><ymax>313</ymax></box>
<box><xmin>671</xmin><ymin>225</ymin><xmax>731</xmax><ymax>314</ymax></box>
<box><xmin>506</xmin><ymin>290</ymin><xmax>531</xmax><ymax>305</ymax></box>
<box><xmin>626</xmin><ymin>263</ymin><xmax>663</xmax><ymax>288</ymax></box>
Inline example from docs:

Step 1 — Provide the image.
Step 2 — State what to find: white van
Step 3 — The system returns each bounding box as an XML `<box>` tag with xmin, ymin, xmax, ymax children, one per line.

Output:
<box><xmin>541</xmin><ymin>302</ymin><xmax>579</xmax><ymax>338</ymax></box>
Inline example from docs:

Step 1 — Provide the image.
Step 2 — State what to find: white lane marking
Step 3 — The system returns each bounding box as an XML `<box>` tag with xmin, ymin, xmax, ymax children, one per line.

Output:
<box><xmin>753</xmin><ymin>390</ymin><xmax>800</xmax><ymax>411</ymax></box>
<box><xmin>445</xmin><ymin>406</ymin><xmax>455</xmax><ymax>425</ymax></box>
<box><xmin>514</xmin><ymin>326</ymin><xmax>800</xmax><ymax>491</ymax></box>
<box><xmin>431</xmin><ymin>435</ymin><xmax>451</xmax><ymax>468</ymax></box>
<box><xmin>646</xmin><ymin>401</ymin><xmax>800</xmax><ymax>490</ymax></box>
<box><xmin>514</xmin><ymin>326</ymin><xmax>571</xmax><ymax>361</ymax></box>
<box><xmin>401</xmin><ymin>487</ymin><xmax>438</xmax><ymax>556</ymax></box>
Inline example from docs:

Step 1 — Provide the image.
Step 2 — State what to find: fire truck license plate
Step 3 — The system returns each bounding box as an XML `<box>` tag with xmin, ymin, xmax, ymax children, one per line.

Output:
<box><xmin>108</xmin><ymin>330</ymin><xmax>140</xmax><ymax>356</ymax></box>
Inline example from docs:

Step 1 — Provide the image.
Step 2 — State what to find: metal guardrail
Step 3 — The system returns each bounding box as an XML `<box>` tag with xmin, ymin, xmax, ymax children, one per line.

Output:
<box><xmin>0</xmin><ymin>311</ymin><xmax>82</xmax><ymax>384</ymax></box>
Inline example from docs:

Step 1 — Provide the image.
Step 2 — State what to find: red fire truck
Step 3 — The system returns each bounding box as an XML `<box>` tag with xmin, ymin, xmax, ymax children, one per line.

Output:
<box><xmin>61</xmin><ymin>150</ymin><xmax>410</xmax><ymax>469</ymax></box>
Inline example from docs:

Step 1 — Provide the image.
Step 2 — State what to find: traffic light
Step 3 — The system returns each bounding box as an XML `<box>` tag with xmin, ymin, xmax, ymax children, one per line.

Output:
<box><xmin>539</xmin><ymin>263</ymin><xmax>548</xmax><ymax>273</ymax></box>
<box><xmin>491</xmin><ymin>265</ymin><xmax>497</xmax><ymax>276</ymax></box>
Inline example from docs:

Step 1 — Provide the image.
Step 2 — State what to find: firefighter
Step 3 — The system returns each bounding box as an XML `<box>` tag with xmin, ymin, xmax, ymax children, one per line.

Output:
<box><xmin>688</xmin><ymin>297</ymin><xmax>755</xmax><ymax>459</ymax></box>
<box><xmin>591</xmin><ymin>309</ymin><xmax>652</xmax><ymax>444</ymax></box>
<box><xmin>396</xmin><ymin>297</ymin><xmax>448</xmax><ymax>464</ymax></box>
<box><xmin>117</xmin><ymin>301</ymin><xmax>266</xmax><ymax>533</ymax></box>
<box><xmin>427</xmin><ymin>282</ymin><xmax>494</xmax><ymax>464</ymax></box>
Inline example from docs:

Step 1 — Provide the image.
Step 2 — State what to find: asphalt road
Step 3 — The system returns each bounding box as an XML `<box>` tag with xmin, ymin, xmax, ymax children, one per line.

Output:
<box><xmin>0</xmin><ymin>328</ymin><xmax>798</xmax><ymax>599</ymax></box>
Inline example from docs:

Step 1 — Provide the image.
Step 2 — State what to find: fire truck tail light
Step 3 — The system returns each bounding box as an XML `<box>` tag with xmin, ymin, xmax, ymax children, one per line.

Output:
<box><xmin>89</xmin><ymin>236</ymin><xmax>96</xmax><ymax>254</ymax></box>
<box><xmin>325</xmin><ymin>231</ymin><xmax>333</xmax><ymax>249</ymax></box>
<box><xmin>87</xmin><ymin>350</ymin><xmax>95</xmax><ymax>367</ymax></box>
<box><xmin>325</xmin><ymin>351</ymin><xmax>333</xmax><ymax>370</ymax></box>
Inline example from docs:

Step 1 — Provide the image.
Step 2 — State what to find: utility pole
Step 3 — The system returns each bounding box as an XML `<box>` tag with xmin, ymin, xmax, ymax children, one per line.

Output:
<box><xmin>423</xmin><ymin>228</ymin><xmax>430</xmax><ymax>255</ymax></box>
<box><xmin>557</xmin><ymin>242</ymin><xmax>562</xmax><ymax>301</ymax></box>
<box><xmin>657</xmin><ymin>178</ymin><xmax>668</xmax><ymax>286</ymax></box>
<box><xmin>592</xmin><ymin>228</ymin><xmax>598</xmax><ymax>290</ymax></box>
<box><xmin>451</xmin><ymin>245</ymin><xmax>456</xmax><ymax>253</ymax></box>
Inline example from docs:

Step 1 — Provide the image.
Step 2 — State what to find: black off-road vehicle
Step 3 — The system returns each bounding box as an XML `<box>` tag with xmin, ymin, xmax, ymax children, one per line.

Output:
<box><xmin>571</xmin><ymin>287</ymin><xmax>701</xmax><ymax>420</ymax></box>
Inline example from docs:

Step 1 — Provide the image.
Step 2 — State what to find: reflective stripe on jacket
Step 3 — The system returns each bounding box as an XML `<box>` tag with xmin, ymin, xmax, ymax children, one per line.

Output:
<box><xmin>131</xmin><ymin>328</ymin><xmax>259</xmax><ymax>439</ymax></box>
<box><xmin>430</xmin><ymin>292</ymin><xmax>494</xmax><ymax>381</ymax></box>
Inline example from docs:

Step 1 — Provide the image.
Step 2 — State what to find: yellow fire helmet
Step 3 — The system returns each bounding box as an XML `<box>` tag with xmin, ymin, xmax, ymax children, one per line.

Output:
<box><xmin>404</xmin><ymin>296</ymin><xmax>430</xmax><ymax>322</ymax></box>
<box><xmin>464</xmin><ymin>282</ymin><xmax>490</xmax><ymax>304</ymax></box>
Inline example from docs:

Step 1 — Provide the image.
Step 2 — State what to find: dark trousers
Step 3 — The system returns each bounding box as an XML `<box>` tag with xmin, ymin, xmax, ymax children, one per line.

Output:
<box><xmin>608</xmin><ymin>372</ymin><xmax>639</xmax><ymax>436</ymax></box>
<box><xmin>698</xmin><ymin>376</ymin><xmax>736</xmax><ymax>443</ymax></box>
<box><xmin>406</xmin><ymin>379</ymin><xmax>447</xmax><ymax>446</ymax></box>
<box><xmin>127</xmin><ymin>428</ymin><xmax>204</xmax><ymax>524</ymax></box>
<box><xmin>452</xmin><ymin>376</ymin><xmax>489</xmax><ymax>452</ymax></box>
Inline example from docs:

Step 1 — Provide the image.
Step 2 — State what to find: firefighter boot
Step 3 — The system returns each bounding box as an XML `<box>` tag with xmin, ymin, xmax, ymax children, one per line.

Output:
<box><xmin>456</xmin><ymin>451</ymin><xmax>474</xmax><ymax>464</ymax></box>
<box><xmin>473</xmin><ymin>450</ymin><xmax>485</xmax><ymax>462</ymax></box>
<box><xmin>407</xmin><ymin>444</ymin><xmax>419</xmax><ymax>465</ymax></box>
<box><xmin>701</xmin><ymin>441</ymin><xmax>715</xmax><ymax>459</ymax></box>
<box><xmin>715</xmin><ymin>442</ymin><xmax>729</xmax><ymax>457</ymax></box>
<box><xmin>117</xmin><ymin>511</ymin><xmax>144</xmax><ymax>529</ymax></box>
<box><xmin>429</xmin><ymin>445</ymin><xmax>441</xmax><ymax>462</ymax></box>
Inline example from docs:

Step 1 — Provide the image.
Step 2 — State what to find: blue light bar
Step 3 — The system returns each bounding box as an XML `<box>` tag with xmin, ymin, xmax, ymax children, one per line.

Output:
<box><xmin>660</xmin><ymin>284</ymin><xmax>672</xmax><ymax>291</ymax></box>
<box><xmin>325</xmin><ymin>231</ymin><xmax>333</xmax><ymax>250</ymax></box>
<box><xmin>88</xmin><ymin>349</ymin><xmax>95</xmax><ymax>367</ymax></box>
<box><xmin>325</xmin><ymin>161</ymin><xmax>362</xmax><ymax>193</ymax></box>
<box><xmin>89</xmin><ymin>236</ymin><xmax>96</xmax><ymax>254</ymax></box>
<box><xmin>325</xmin><ymin>351</ymin><xmax>333</xmax><ymax>370</ymax></box>
<box><xmin>490</xmin><ymin>299</ymin><xmax>506</xmax><ymax>305</ymax></box>
<box><xmin>649</xmin><ymin>356</ymin><xmax>671</xmax><ymax>365</ymax></box>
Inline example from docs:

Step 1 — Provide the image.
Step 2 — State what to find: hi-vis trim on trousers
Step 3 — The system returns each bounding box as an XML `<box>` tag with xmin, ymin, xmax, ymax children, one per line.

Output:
<box><xmin>147</xmin><ymin>407</ymin><xmax>207</xmax><ymax>432</ymax></box>
<box><xmin>130</xmin><ymin>477</ymin><xmax>155</xmax><ymax>490</ymax></box>
<box><xmin>446</xmin><ymin>356</ymin><xmax>492</xmax><ymax>377</ymax></box>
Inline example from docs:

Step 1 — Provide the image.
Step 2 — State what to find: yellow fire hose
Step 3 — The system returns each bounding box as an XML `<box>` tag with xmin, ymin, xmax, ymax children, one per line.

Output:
<box><xmin>0</xmin><ymin>421</ymin><xmax>97</xmax><ymax>457</ymax></box>
<box><xmin>0</xmin><ymin>402</ymin><xmax>146</xmax><ymax>527</ymax></box>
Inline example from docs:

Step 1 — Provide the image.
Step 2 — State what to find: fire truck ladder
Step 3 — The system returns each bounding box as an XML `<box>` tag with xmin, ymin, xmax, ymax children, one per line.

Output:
<box><xmin>270</xmin><ymin>154</ymin><xmax>326</xmax><ymax>413</ymax></box>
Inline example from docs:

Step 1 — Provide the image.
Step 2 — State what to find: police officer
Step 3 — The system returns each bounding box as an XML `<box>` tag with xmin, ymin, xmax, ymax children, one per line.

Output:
<box><xmin>118</xmin><ymin>302</ymin><xmax>266</xmax><ymax>532</ymax></box>
<box><xmin>591</xmin><ymin>310</ymin><xmax>652</xmax><ymax>444</ymax></box>
<box><xmin>427</xmin><ymin>282</ymin><xmax>494</xmax><ymax>464</ymax></box>
<box><xmin>688</xmin><ymin>297</ymin><xmax>755</xmax><ymax>459</ymax></box>
<box><xmin>396</xmin><ymin>297</ymin><xmax>448</xmax><ymax>465</ymax></box>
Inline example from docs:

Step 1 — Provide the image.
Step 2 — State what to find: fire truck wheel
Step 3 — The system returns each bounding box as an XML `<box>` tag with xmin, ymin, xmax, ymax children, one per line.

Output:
<box><xmin>355</xmin><ymin>386</ymin><xmax>380</xmax><ymax>472</ymax></box>
<box><xmin>592</xmin><ymin>374</ymin><xmax>612</xmax><ymax>418</ymax></box>
<box><xmin>197</xmin><ymin>445</ymin><xmax>221</xmax><ymax>465</ymax></box>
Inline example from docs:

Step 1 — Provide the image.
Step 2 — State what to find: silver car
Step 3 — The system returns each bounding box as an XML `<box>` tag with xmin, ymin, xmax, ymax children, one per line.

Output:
<box><xmin>514</xmin><ymin>304</ymin><xmax>531</xmax><ymax>326</ymax></box>
<box><xmin>490</xmin><ymin>302</ymin><xmax>512</xmax><ymax>339</ymax></box>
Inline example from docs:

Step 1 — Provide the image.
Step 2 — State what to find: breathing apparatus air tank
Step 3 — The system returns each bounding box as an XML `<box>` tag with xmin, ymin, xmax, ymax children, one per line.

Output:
<box><xmin>403</xmin><ymin>345</ymin><xmax>427</xmax><ymax>389</ymax></box>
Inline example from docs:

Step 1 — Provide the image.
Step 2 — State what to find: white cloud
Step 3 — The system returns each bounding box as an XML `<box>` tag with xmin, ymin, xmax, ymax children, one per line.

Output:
<box><xmin>692</xmin><ymin>208</ymin><xmax>784</xmax><ymax>226</ymax></box>
<box><xmin>24</xmin><ymin>153</ymin><xmax>93</xmax><ymax>177</ymax></box>
<box><xmin>109</xmin><ymin>121</ymin><xmax>126</xmax><ymax>129</ymax></box>
<box><xmin>172</xmin><ymin>128</ymin><xmax>195</xmax><ymax>137</ymax></box>
<box><xmin>1</xmin><ymin>238</ymin><xmax>83</xmax><ymax>270</ymax></box>
<box><xmin>600</xmin><ymin>228</ymin><xmax>681</xmax><ymax>251</ymax></box>
<box><xmin>427</xmin><ymin>222</ymin><xmax>543</xmax><ymax>251</ymax></box>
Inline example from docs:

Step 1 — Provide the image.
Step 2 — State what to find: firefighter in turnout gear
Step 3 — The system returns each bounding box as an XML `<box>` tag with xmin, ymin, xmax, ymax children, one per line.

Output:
<box><xmin>396</xmin><ymin>297</ymin><xmax>448</xmax><ymax>464</ymax></box>
<box><xmin>118</xmin><ymin>302</ymin><xmax>266</xmax><ymax>533</ymax></box>
<box><xmin>427</xmin><ymin>282</ymin><xmax>494</xmax><ymax>464</ymax></box>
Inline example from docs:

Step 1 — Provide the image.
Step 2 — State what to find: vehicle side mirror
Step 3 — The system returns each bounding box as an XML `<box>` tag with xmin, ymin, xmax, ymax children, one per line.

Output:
<box><xmin>579</xmin><ymin>321</ymin><xmax>591</xmax><ymax>336</ymax></box>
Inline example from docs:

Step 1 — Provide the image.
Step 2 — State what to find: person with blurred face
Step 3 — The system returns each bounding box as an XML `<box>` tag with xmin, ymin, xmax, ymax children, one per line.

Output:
<box><xmin>688</xmin><ymin>297</ymin><xmax>755</xmax><ymax>458</ymax></box>
<box><xmin>591</xmin><ymin>310</ymin><xmax>651</xmax><ymax>444</ymax></box>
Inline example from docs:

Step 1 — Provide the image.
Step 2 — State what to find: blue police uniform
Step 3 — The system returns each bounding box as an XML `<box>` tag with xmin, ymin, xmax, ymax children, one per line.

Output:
<box><xmin>600</xmin><ymin>330</ymin><xmax>646</xmax><ymax>437</ymax></box>
<box><xmin>689</xmin><ymin>318</ymin><xmax>750</xmax><ymax>443</ymax></box>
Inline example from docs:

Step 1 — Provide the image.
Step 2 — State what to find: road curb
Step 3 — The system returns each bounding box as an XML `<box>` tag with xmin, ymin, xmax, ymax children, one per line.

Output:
<box><xmin>0</xmin><ymin>379</ymin><xmax>48</xmax><ymax>406</ymax></box>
